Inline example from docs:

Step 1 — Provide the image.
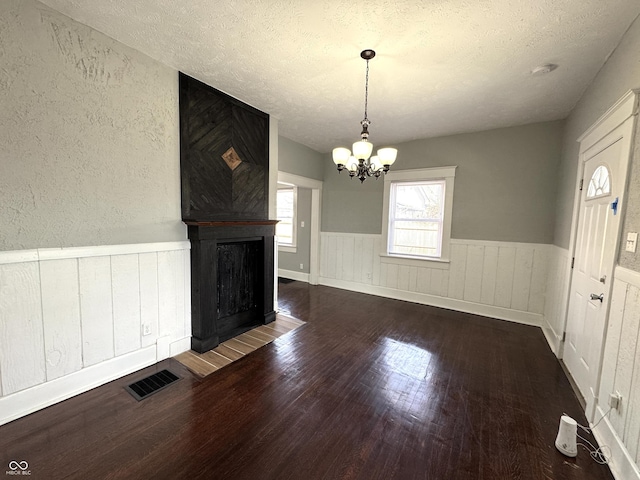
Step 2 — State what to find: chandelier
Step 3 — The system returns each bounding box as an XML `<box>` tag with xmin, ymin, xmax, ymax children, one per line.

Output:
<box><xmin>332</xmin><ymin>49</ymin><xmax>397</xmax><ymax>183</ymax></box>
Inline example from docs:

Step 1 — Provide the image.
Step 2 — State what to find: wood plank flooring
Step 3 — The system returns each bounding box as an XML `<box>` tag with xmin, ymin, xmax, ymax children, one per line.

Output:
<box><xmin>0</xmin><ymin>282</ymin><xmax>614</xmax><ymax>479</ymax></box>
<box><xmin>175</xmin><ymin>315</ymin><xmax>305</xmax><ymax>377</ymax></box>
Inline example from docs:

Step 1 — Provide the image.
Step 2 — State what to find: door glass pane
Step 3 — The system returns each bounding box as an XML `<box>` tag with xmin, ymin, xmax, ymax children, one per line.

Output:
<box><xmin>587</xmin><ymin>165</ymin><xmax>611</xmax><ymax>198</ymax></box>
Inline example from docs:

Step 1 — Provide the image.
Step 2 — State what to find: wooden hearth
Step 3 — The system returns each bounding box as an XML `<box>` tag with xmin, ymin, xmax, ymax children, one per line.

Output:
<box><xmin>187</xmin><ymin>221</ymin><xmax>277</xmax><ymax>353</ymax></box>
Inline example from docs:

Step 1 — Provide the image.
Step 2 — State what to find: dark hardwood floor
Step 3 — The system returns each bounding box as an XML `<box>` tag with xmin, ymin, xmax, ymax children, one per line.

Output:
<box><xmin>0</xmin><ymin>282</ymin><xmax>613</xmax><ymax>479</ymax></box>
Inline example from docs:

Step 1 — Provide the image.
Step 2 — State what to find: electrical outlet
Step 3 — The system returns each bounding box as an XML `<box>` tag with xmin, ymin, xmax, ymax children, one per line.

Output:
<box><xmin>626</xmin><ymin>232</ymin><xmax>638</xmax><ymax>253</ymax></box>
<box><xmin>609</xmin><ymin>392</ymin><xmax>622</xmax><ymax>410</ymax></box>
<box><xmin>142</xmin><ymin>323</ymin><xmax>152</xmax><ymax>336</ymax></box>
<box><xmin>300</xmin><ymin>221</ymin><xmax>305</xmax><ymax>228</ymax></box>
<box><xmin>299</xmin><ymin>263</ymin><xmax>304</xmax><ymax>270</ymax></box>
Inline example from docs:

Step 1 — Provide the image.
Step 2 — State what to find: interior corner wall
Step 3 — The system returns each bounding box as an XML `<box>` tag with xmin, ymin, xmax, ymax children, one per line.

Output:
<box><xmin>0</xmin><ymin>0</ymin><xmax>185</xmax><ymax>251</ymax></box>
<box><xmin>277</xmin><ymin>136</ymin><xmax>324</xmax><ymax>181</ymax></box>
<box><xmin>321</xmin><ymin>121</ymin><xmax>563</xmax><ymax>244</ymax></box>
<box><xmin>553</xmin><ymin>14</ymin><xmax>640</xmax><ymax>253</ymax></box>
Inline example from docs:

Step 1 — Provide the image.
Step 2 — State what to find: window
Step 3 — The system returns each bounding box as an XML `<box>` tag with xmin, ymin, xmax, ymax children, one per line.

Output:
<box><xmin>587</xmin><ymin>165</ymin><xmax>611</xmax><ymax>199</ymax></box>
<box><xmin>382</xmin><ymin>167</ymin><xmax>456</xmax><ymax>262</ymax></box>
<box><xmin>277</xmin><ymin>186</ymin><xmax>297</xmax><ymax>252</ymax></box>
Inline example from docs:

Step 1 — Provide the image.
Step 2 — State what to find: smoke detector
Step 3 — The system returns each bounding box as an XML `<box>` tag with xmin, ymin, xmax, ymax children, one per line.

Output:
<box><xmin>531</xmin><ymin>64</ymin><xmax>558</xmax><ymax>75</ymax></box>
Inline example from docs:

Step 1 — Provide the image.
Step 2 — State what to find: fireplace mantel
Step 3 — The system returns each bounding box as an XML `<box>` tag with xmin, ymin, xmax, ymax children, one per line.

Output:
<box><xmin>184</xmin><ymin>220</ymin><xmax>278</xmax><ymax>227</ymax></box>
<box><xmin>187</xmin><ymin>221</ymin><xmax>277</xmax><ymax>353</ymax></box>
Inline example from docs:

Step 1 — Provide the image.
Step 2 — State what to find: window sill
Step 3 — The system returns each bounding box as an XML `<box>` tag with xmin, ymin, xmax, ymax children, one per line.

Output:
<box><xmin>278</xmin><ymin>245</ymin><xmax>297</xmax><ymax>254</ymax></box>
<box><xmin>379</xmin><ymin>253</ymin><xmax>450</xmax><ymax>269</ymax></box>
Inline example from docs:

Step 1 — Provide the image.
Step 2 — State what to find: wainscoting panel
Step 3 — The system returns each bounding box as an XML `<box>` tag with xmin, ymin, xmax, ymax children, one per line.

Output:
<box><xmin>0</xmin><ymin>261</ymin><xmax>45</xmax><ymax>395</ymax></box>
<box><xmin>40</xmin><ymin>258</ymin><xmax>83</xmax><ymax>382</ymax></box>
<box><xmin>79</xmin><ymin>255</ymin><xmax>116</xmax><ymax>367</ymax></box>
<box><xmin>112</xmin><ymin>254</ymin><xmax>142</xmax><ymax>357</ymax></box>
<box><xmin>593</xmin><ymin>267</ymin><xmax>640</xmax><ymax>480</ymax></box>
<box><xmin>319</xmin><ymin>233</ymin><xmax>548</xmax><ymax>325</ymax></box>
<box><xmin>0</xmin><ymin>241</ymin><xmax>191</xmax><ymax>426</ymax></box>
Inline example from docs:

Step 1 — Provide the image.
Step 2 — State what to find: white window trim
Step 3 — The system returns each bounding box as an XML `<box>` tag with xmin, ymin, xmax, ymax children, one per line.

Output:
<box><xmin>381</xmin><ymin>166</ymin><xmax>456</xmax><ymax>264</ymax></box>
<box><xmin>277</xmin><ymin>185</ymin><xmax>297</xmax><ymax>253</ymax></box>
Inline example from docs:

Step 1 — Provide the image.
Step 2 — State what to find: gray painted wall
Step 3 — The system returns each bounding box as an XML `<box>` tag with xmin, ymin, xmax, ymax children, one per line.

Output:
<box><xmin>321</xmin><ymin>121</ymin><xmax>563</xmax><ymax>244</ymax></box>
<box><xmin>277</xmin><ymin>136</ymin><xmax>322</xmax><ymax>274</ymax></box>
<box><xmin>0</xmin><ymin>0</ymin><xmax>185</xmax><ymax>251</ymax></box>
<box><xmin>278</xmin><ymin>187</ymin><xmax>312</xmax><ymax>274</ymax></box>
<box><xmin>554</xmin><ymin>15</ymin><xmax>640</xmax><ymax>254</ymax></box>
<box><xmin>278</xmin><ymin>136</ymin><xmax>324</xmax><ymax>181</ymax></box>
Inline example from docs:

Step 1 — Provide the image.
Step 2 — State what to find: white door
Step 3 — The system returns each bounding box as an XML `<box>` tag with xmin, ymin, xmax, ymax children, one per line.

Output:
<box><xmin>563</xmin><ymin>121</ymin><xmax>631</xmax><ymax>417</ymax></box>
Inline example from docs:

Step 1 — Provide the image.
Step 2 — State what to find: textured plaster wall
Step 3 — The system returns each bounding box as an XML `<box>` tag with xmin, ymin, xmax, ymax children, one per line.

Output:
<box><xmin>619</xmin><ymin>120</ymin><xmax>640</xmax><ymax>271</ymax></box>
<box><xmin>278</xmin><ymin>187</ymin><xmax>312</xmax><ymax>274</ymax></box>
<box><xmin>0</xmin><ymin>0</ymin><xmax>185</xmax><ymax>251</ymax></box>
<box><xmin>322</xmin><ymin>121</ymin><xmax>563</xmax><ymax>244</ymax></box>
<box><xmin>553</xmin><ymin>14</ymin><xmax>640</xmax><ymax>251</ymax></box>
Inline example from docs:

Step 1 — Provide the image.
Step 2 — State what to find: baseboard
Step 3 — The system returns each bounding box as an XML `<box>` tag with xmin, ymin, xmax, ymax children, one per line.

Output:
<box><xmin>0</xmin><ymin>345</ymin><xmax>157</xmax><ymax>427</ymax></box>
<box><xmin>169</xmin><ymin>336</ymin><xmax>192</xmax><ymax>356</ymax></box>
<box><xmin>592</xmin><ymin>406</ymin><xmax>640</xmax><ymax>480</ymax></box>
<box><xmin>542</xmin><ymin>323</ymin><xmax>562</xmax><ymax>357</ymax></box>
<box><xmin>318</xmin><ymin>277</ymin><xmax>542</xmax><ymax>327</ymax></box>
<box><xmin>278</xmin><ymin>268</ymin><xmax>310</xmax><ymax>283</ymax></box>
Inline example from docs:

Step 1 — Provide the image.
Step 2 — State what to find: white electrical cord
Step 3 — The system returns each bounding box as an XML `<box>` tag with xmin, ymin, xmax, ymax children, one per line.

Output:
<box><xmin>564</xmin><ymin>408</ymin><xmax>612</xmax><ymax>465</ymax></box>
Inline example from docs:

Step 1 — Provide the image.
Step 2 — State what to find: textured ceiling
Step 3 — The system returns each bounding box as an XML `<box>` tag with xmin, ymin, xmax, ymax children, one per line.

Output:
<box><xmin>39</xmin><ymin>0</ymin><xmax>640</xmax><ymax>153</ymax></box>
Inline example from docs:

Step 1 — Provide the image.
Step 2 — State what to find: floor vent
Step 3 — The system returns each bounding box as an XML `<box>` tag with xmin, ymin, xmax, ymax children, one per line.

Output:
<box><xmin>125</xmin><ymin>369</ymin><xmax>180</xmax><ymax>401</ymax></box>
<box><xmin>278</xmin><ymin>277</ymin><xmax>295</xmax><ymax>284</ymax></box>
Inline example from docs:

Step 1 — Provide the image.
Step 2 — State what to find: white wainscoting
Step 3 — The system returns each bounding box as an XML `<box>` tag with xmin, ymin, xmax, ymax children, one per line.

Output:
<box><xmin>0</xmin><ymin>241</ymin><xmax>191</xmax><ymax>426</ymax></box>
<box><xmin>542</xmin><ymin>245</ymin><xmax>571</xmax><ymax>355</ymax></box>
<box><xmin>592</xmin><ymin>267</ymin><xmax>640</xmax><ymax>480</ymax></box>
<box><xmin>319</xmin><ymin>233</ymin><xmax>548</xmax><ymax>325</ymax></box>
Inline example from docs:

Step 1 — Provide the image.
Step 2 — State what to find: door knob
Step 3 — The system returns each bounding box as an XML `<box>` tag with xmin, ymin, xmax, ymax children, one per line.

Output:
<box><xmin>590</xmin><ymin>293</ymin><xmax>604</xmax><ymax>302</ymax></box>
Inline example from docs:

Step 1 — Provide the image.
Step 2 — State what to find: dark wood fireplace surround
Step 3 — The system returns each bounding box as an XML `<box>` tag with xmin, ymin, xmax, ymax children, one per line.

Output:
<box><xmin>186</xmin><ymin>221</ymin><xmax>276</xmax><ymax>353</ymax></box>
<box><xmin>180</xmin><ymin>73</ymin><xmax>275</xmax><ymax>353</ymax></box>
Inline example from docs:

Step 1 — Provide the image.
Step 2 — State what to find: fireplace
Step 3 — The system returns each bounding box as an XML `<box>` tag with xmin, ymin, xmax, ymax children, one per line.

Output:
<box><xmin>179</xmin><ymin>73</ymin><xmax>274</xmax><ymax>353</ymax></box>
<box><xmin>187</xmin><ymin>221</ymin><xmax>276</xmax><ymax>353</ymax></box>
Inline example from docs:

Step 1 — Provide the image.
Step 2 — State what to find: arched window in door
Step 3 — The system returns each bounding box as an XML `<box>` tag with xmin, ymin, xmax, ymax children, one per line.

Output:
<box><xmin>587</xmin><ymin>165</ymin><xmax>611</xmax><ymax>199</ymax></box>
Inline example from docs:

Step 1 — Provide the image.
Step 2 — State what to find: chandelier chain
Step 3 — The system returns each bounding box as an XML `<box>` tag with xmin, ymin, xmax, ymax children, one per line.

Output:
<box><xmin>363</xmin><ymin>59</ymin><xmax>370</xmax><ymax>122</ymax></box>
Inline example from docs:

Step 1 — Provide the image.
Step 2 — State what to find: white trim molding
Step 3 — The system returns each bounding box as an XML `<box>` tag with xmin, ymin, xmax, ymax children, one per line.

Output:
<box><xmin>592</xmin><ymin>408</ymin><xmax>640</xmax><ymax>480</ymax></box>
<box><xmin>577</xmin><ymin>89</ymin><xmax>639</xmax><ymax>148</ymax></box>
<box><xmin>0</xmin><ymin>241</ymin><xmax>190</xmax><ymax>264</ymax></box>
<box><xmin>278</xmin><ymin>268</ymin><xmax>310</xmax><ymax>283</ymax></box>
<box><xmin>382</xmin><ymin>166</ymin><xmax>457</xmax><ymax>262</ymax></box>
<box><xmin>0</xmin><ymin>346</ymin><xmax>156</xmax><ymax>426</ymax></box>
<box><xmin>277</xmin><ymin>171</ymin><xmax>323</xmax><ymax>285</ymax></box>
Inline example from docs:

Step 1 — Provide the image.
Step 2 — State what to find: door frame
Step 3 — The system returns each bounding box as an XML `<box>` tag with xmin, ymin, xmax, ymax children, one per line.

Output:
<box><xmin>277</xmin><ymin>171</ymin><xmax>323</xmax><ymax>285</ymax></box>
<box><xmin>559</xmin><ymin>89</ymin><xmax>639</xmax><ymax>420</ymax></box>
